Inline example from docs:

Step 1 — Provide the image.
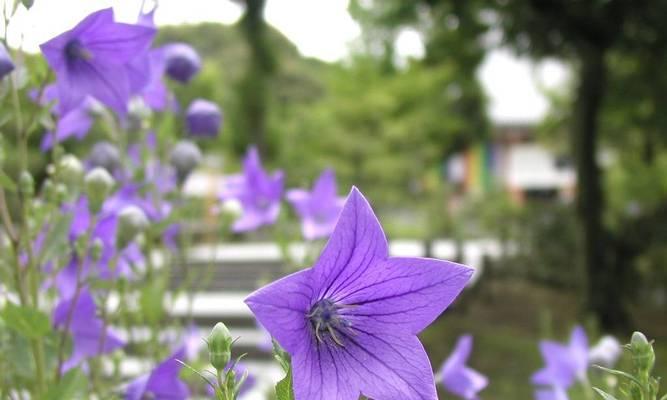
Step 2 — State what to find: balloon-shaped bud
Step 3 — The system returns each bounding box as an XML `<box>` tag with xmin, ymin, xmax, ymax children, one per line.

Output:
<box><xmin>186</xmin><ymin>99</ymin><xmax>222</xmax><ymax>138</ymax></box>
<box><xmin>84</xmin><ymin>167</ymin><xmax>114</xmax><ymax>213</ymax></box>
<box><xmin>117</xmin><ymin>205</ymin><xmax>149</xmax><ymax>249</ymax></box>
<box><xmin>630</xmin><ymin>331</ymin><xmax>655</xmax><ymax>373</ymax></box>
<box><xmin>163</xmin><ymin>43</ymin><xmax>201</xmax><ymax>83</ymax></box>
<box><xmin>89</xmin><ymin>141</ymin><xmax>121</xmax><ymax>173</ymax></box>
<box><xmin>57</xmin><ymin>154</ymin><xmax>84</xmax><ymax>189</ymax></box>
<box><xmin>207</xmin><ymin>322</ymin><xmax>233</xmax><ymax>371</ymax></box>
<box><xmin>169</xmin><ymin>140</ymin><xmax>202</xmax><ymax>184</ymax></box>
<box><xmin>0</xmin><ymin>43</ymin><xmax>15</xmax><ymax>80</ymax></box>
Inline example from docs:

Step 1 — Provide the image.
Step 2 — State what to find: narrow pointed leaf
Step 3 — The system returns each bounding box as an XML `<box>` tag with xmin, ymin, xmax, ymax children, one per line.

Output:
<box><xmin>593</xmin><ymin>387</ymin><xmax>620</xmax><ymax>400</ymax></box>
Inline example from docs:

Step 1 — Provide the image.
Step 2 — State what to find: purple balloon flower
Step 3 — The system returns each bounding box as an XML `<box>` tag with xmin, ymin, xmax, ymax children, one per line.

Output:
<box><xmin>41</xmin><ymin>97</ymin><xmax>97</xmax><ymax>151</ymax></box>
<box><xmin>186</xmin><ymin>99</ymin><xmax>222</xmax><ymax>138</ymax></box>
<box><xmin>40</xmin><ymin>8</ymin><xmax>156</xmax><ymax>116</ymax></box>
<box><xmin>438</xmin><ymin>335</ymin><xmax>488</xmax><ymax>400</ymax></box>
<box><xmin>222</xmin><ymin>146</ymin><xmax>284</xmax><ymax>232</ymax></box>
<box><xmin>163</xmin><ymin>42</ymin><xmax>201</xmax><ymax>83</ymax></box>
<box><xmin>535</xmin><ymin>386</ymin><xmax>569</xmax><ymax>400</ymax></box>
<box><xmin>125</xmin><ymin>347</ymin><xmax>190</xmax><ymax>400</ymax></box>
<box><xmin>245</xmin><ymin>187</ymin><xmax>473</xmax><ymax>400</ymax></box>
<box><xmin>532</xmin><ymin>326</ymin><xmax>589</xmax><ymax>391</ymax></box>
<box><xmin>0</xmin><ymin>43</ymin><xmax>15</xmax><ymax>80</ymax></box>
<box><xmin>286</xmin><ymin>168</ymin><xmax>344</xmax><ymax>240</ymax></box>
<box><xmin>53</xmin><ymin>288</ymin><xmax>125</xmax><ymax>372</ymax></box>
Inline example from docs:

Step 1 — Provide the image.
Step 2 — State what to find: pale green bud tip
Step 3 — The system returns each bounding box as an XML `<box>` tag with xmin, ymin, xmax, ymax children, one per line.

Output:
<box><xmin>630</xmin><ymin>331</ymin><xmax>655</xmax><ymax>372</ymax></box>
<box><xmin>208</xmin><ymin>322</ymin><xmax>233</xmax><ymax>370</ymax></box>
<box><xmin>57</xmin><ymin>154</ymin><xmax>84</xmax><ymax>186</ymax></box>
<box><xmin>117</xmin><ymin>205</ymin><xmax>149</xmax><ymax>248</ymax></box>
<box><xmin>631</xmin><ymin>332</ymin><xmax>649</xmax><ymax>347</ymax></box>
<box><xmin>84</xmin><ymin>167</ymin><xmax>114</xmax><ymax>194</ymax></box>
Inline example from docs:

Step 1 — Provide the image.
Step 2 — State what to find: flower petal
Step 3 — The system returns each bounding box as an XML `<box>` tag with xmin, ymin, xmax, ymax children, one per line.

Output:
<box><xmin>296</xmin><ymin>330</ymin><xmax>437</xmax><ymax>400</ymax></box>
<box><xmin>244</xmin><ymin>269</ymin><xmax>315</xmax><ymax>354</ymax></box>
<box><xmin>338</xmin><ymin>257</ymin><xmax>473</xmax><ymax>334</ymax></box>
<box><xmin>312</xmin><ymin>187</ymin><xmax>389</xmax><ymax>299</ymax></box>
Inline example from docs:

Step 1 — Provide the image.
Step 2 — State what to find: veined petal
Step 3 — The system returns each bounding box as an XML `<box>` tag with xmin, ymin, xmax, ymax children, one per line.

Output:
<box><xmin>245</xmin><ymin>269</ymin><xmax>315</xmax><ymax>354</ymax></box>
<box><xmin>442</xmin><ymin>366</ymin><xmax>488</xmax><ymax>400</ymax></box>
<box><xmin>312</xmin><ymin>187</ymin><xmax>388</xmax><ymax>299</ymax></box>
<box><xmin>68</xmin><ymin>59</ymin><xmax>130</xmax><ymax>115</ymax></box>
<box><xmin>338</xmin><ymin>257</ymin><xmax>472</xmax><ymax>334</ymax></box>
<box><xmin>292</xmin><ymin>332</ymin><xmax>436</xmax><ymax>400</ymax></box>
<box><xmin>83</xmin><ymin>22</ymin><xmax>156</xmax><ymax>64</ymax></box>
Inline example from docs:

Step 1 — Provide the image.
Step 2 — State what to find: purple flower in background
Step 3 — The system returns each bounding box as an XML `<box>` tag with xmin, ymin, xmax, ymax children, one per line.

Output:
<box><xmin>533</xmin><ymin>326</ymin><xmax>589</xmax><ymax>391</ymax></box>
<box><xmin>53</xmin><ymin>288</ymin><xmax>125</xmax><ymax>372</ymax></box>
<box><xmin>41</xmin><ymin>97</ymin><xmax>97</xmax><ymax>151</ymax></box>
<box><xmin>163</xmin><ymin>42</ymin><xmax>201</xmax><ymax>83</ymax></box>
<box><xmin>40</xmin><ymin>8</ymin><xmax>156</xmax><ymax>115</ymax></box>
<box><xmin>125</xmin><ymin>347</ymin><xmax>190</xmax><ymax>400</ymax></box>
<box><xmin>588</xmin><ymin>335</ymin><xmax>622</xmax><ymax>368</ymax></box>
<box><xmin>438</xmin><ymin>335</ymin><xmax>488</xmax><ymax>400</ymax></box>
<box><xmin>0</xmin><ymin>43</ymin><xmax>15</xmax><ymax>80</ymax></box>
<box><xmin>286</xmin><ymin>168</ymin><xmax>344</xmax><ymax>240</ymax></box>
<box><xmin>222</xmin><ymin>146</ymin><xmax>284</xmax><ymax>232</ymax></box>
<box><xmin>535</xmin><ymin>386</ymin><xmax>569</xmax><ymax>400</ymax></box>
<box><xmin>245</xmin><ymin>187</ymin><xmax>473</xmax><ymax>400</ymax></box>
<box><xmin>186</xmin><ymin>99</ymin><xmax>222</xmax><ymax>138</ymax></box>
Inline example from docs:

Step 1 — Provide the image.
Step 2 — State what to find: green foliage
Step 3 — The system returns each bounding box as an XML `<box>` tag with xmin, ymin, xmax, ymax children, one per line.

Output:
<box><xmin>0</xmin><ymin>302</ymin><xmax>51</xmax><ymax>340</ymax></box>
<box><xmin>275</xmin><ymin>366</ymin><xmax>294</xmax><ymax>400</ymax></box>
<box><xmin>44</xmin><ymin>368</ymin><xmax>87</xmax><ymax>400</ymax></box>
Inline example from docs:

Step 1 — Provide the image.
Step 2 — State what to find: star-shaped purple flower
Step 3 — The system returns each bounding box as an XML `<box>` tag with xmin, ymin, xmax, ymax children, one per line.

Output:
<box><xmin>532</xmin><ymin>326</ymin><xmax>589</xmax><ymax>390</ymax></box>
<box><xmin>40</xmin><ymin>97</ymin><xmax>97</xmax><ymax>151</ymax></box>
<box><xmin>40</xmin><ymin>8</ymin><xmax>156</xmax><ymax>116</ymax></box>
<box><xmin>245</xmin><ymin>187</ymin><xmax>473</xmax><ymax>400</ymax></box>
<box><xmin>125</xmin><ymin>347</ymin><xmax>190</xmax><ymax>400</ymax></box>
<box><xmin>438</xmin><ymin>335</ymin><xmax>488</xmax><ymax>400</ymax></box>
<box><xmin>222</xmin><ymin>146</ymin><xmax>284</xmax><ymax>232</ymax></box>
<box><xmin>287</xmin><ymin>168</ymin><xmax>344</xmax><ymax>240</ymax></box>
<box><xmin>53</xmin><ymin>288</ymin><xmax>125</xmax><ymax>372</ymax></box>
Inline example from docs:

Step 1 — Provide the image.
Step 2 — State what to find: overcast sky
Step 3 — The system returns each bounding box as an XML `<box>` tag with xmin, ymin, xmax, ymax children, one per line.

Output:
<box><xmin>3</xmin><ymin>0</ymin><xmax>569</xmax><ymax>123</ymax></box>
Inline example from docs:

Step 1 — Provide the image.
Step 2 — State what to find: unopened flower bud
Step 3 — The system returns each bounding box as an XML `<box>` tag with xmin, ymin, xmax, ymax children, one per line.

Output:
<box><xmin>186</xmin><ymin>99</ymin><xmax>222</xmax><ymax>138</ymax></box>
<box><xmin>207</xmin><ymin>322</ymin><xmax>233</xmax><ymax>371</ymax></box>
<box><xmin>127</xmin><ymin>98</ymin><xmax>151</xmax><ymax>132</ymax></box>
<box><xmin>630</xmin><ymin>331</ymin><xmax>655</xmax><ymax>373</ymax></box>
<box><xmin>89</xmin><ymin>141</ymin><xmax>121</xmax><ymax>173</ymax></box>
<box><xmin>164</xmin><ymin>43</ymin><xmax>201</xmax><ymax>83</ymax></box>
<box><xmin>19</xmin><ymin>171</ymin><xmax>34</xmax><ymax>197</ymax></box>
<box><xmin>117</xmin><ymin>205</ymin><xmax>148</xmax><ymax>249</ymax></box>
<box><xmin>169</xmin><ymin>140</ymin><xmax>202</xmax><ymax>184</ymax></box>
<box><xmin>57</xmin><ymin>154</ymin><xmax>84</xmax><ymax>188</ymax></box>
<box><xmin>0</xmin><ymin>43</ymin><xmax>15</xmax><ymax>80</ymax></box>
<box><xmin>84</xmin><ymin>167</ymin><xmax>114</xmax><ymax>213</ymax></box>
<box><xmin>41</xmin><ymin>179</ymin><xmax>55</xmax><ymax>200</ymax></box>
<box><xmin>55</xmin><ymin>184</ymin><xmax>68</xmax><ymax>204</ymax></box>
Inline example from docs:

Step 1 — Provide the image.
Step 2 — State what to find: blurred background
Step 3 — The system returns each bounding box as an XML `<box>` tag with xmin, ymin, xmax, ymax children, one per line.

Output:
<box><xmin>4</xmin><ymin>0</ymin><xmax>667</xmax><ymax>398</ymax></box>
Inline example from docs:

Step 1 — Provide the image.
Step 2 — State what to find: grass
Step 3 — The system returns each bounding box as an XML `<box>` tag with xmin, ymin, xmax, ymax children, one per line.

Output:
<box><xmin>420</xmin><ymin>278</ymin><xmax>667</xmax><ymax>399</ymax></box>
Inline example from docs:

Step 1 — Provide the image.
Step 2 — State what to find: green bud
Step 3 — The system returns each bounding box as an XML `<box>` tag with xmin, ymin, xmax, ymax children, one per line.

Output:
<box><xmin>207</xmin><ymin>322</ymin><xmax>233</xmax><ymax>371</ymax></box>
<box><xmin>630</xmin><ymin>332</ymin><xmax>655</xmax><ymax>373</ymax></box>
<box><xmin>55</xmin><ymin>184</ymin><xmax>68</xmax><ymax>204</ymax></box>
<box><xmin>84</xmin><ymin>167</ymin><xmax>114</xmax><ymax>213</ymax></box>
<box><xmin>22</xmin><ymin>0</ymin><xmax>35</xmax><ymax>9</ymax></box>
<box><xmin>41</xmin><ymin>179</ymin><xmax>55</xmax><ymax>200</ymax></box>
<box><xmin>57</xmin><ymin>154</ymin><xmax>84</xmax><ymax>189</ymax></box>
<box><xmin>116</xmin><ymin>205</ymin><xmax>148</xmax><ymax>249</ymax></box>
<box><xmin>19</xmin><ymin>171</ymin><xmax>34</xmax><ymax>197</ymax></box>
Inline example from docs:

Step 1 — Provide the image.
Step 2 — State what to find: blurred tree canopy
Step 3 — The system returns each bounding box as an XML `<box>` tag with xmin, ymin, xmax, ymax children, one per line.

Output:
<box><xmin>494</xmin><ymin>0</ymin><xmax>667</xmax><ymax>330</ymax></box>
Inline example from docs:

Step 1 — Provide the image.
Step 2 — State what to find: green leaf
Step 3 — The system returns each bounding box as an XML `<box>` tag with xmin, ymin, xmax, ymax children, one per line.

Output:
<box><xmin>275</xmin><ymin>365</ymin><xmax>294</xmax><ymax>400</ymax></box>
<box><xmin>0</xmin><ymin>170</ymin><xmax>16</xmax><ymax>192</ymax></box>
<box><xmin>45</xmin><ymin>368</ymin><xmax>87</xmax><ymax>400</ymax></box>
<box><xmin>594</xmin><ymin>365</ymin><xmax>644</xmax><ymax>388</ymax></box>
<box><xmin>0</xmin><ymin>302</ymin><xmax>50</xmax><ymax>339</ymax></box>
<box><xmin>593</xmin><ymin>387</ymin><xmax>620</xmax><ymax>400</ymax></box>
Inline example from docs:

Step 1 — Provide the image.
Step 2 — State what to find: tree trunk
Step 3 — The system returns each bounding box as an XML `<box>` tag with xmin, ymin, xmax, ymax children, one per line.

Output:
<box><xmin>573</xmin><ymin>46</ymin><xmax>629</xmax><ymax>331</ymax></box>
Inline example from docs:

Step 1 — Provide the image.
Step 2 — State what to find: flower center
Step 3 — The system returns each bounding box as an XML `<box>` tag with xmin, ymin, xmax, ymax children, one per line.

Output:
<box><xmin>65</xmin><ymin>39</ymin><xmax>92</xmax><ymax>62</ymax></box>
<box><xmin>307</xmin><ymin>299</ymin><xmax>351</xmax><ymax>347</ymax></box>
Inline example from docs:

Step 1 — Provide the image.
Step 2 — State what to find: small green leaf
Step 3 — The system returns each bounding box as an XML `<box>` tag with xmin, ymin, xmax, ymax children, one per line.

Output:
<box><xmin>45</xmin><ymin>368</ymin><xmax>87</xmax><ymax>400</ymax></box>
<box><xmin>593</xmin><ymin>387</ymin><xmax>620</xmax><ymax>400</ymax></box>
<box><xmin>140</xmin><ymin>278</ymin><xmax>165</xmax><ymax>325</ymax></box>
<box><xmin>38</xmin><ymin>214</ymin><xmax>73</xmax><ymax>265</ymax></box>
<box><xmin>0</xmin><ymin>302</ymin><xmax>51</xmax><ymax>339</ymax></box>
<box><xmin>0</xmin><ymin>170</ymin><xmax>16</xmax><ymax>192</ymax></box>
<box><xmin>594</xmin><ymin>365</ymin><xmax>644</xmax><ymax>388</ymax></box>
<box><xmin>276</xmin><ymin>365</ymin><xmax>294</xmax><ymax>400</ymax></box>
